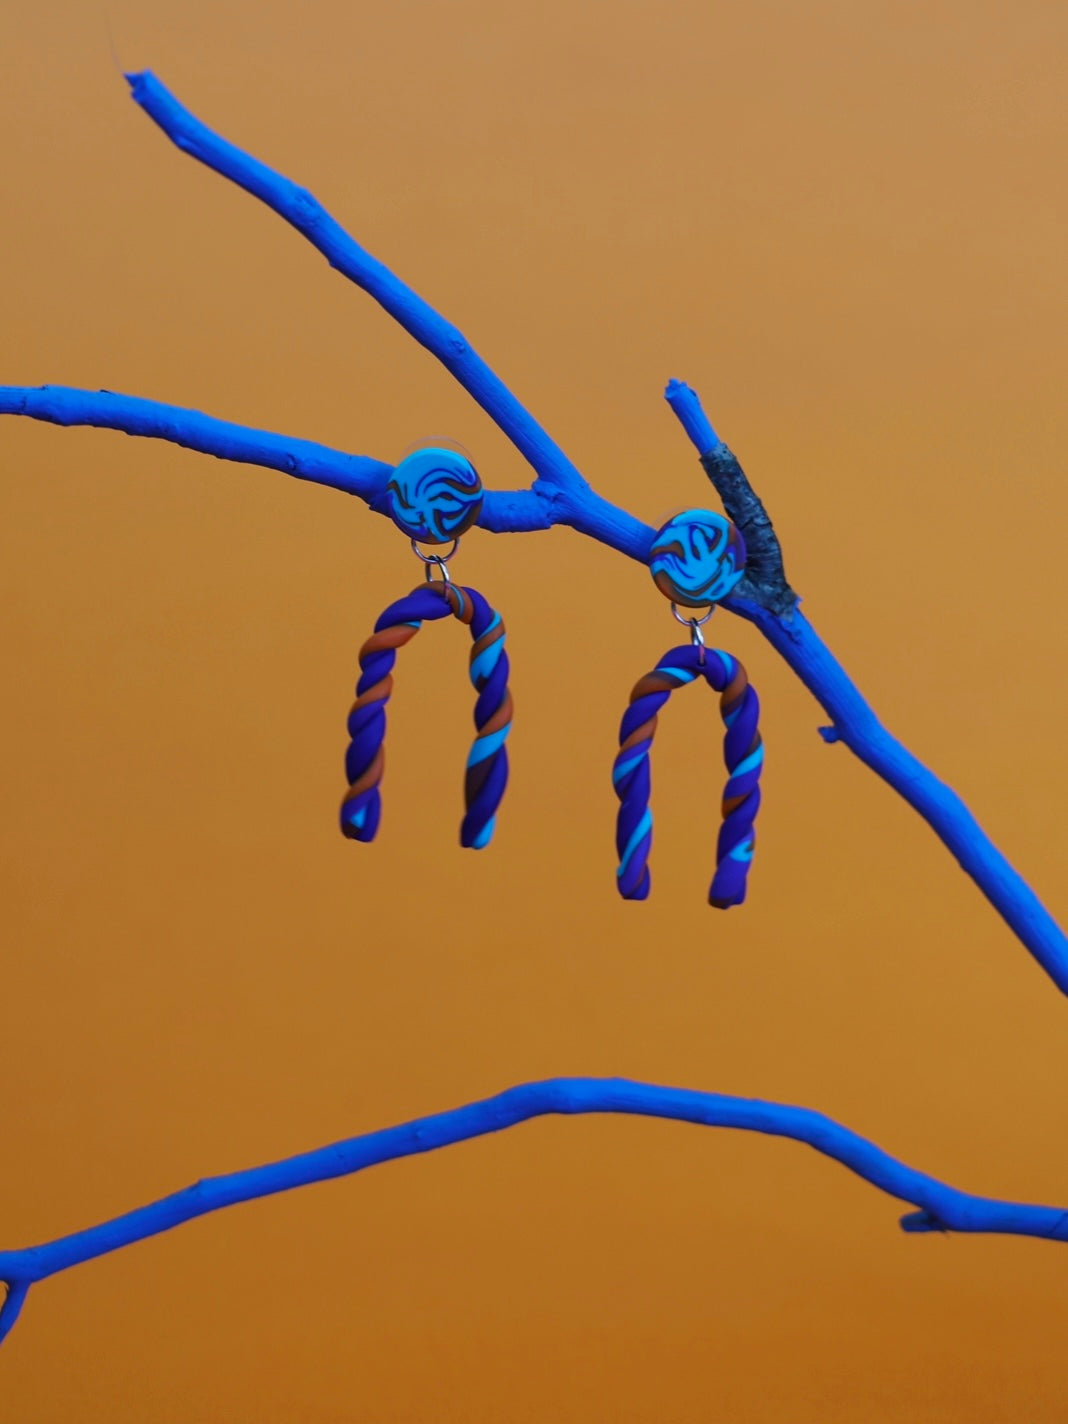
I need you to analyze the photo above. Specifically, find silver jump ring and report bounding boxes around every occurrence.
[670,602,712,663]
[423,557,453,587]
[411,536,460,565]
[670,602,714,629]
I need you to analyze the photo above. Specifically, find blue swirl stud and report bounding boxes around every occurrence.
[387,447,484,545]
[649,509,747,608]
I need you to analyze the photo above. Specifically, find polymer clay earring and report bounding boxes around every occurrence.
[612,509,763,907]
[340,448,512,849]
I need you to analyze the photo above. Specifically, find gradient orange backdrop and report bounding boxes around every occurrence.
[2,2,1067,1419]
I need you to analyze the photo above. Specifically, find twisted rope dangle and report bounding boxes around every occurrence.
[341,583,512,848]
[613,643,763,906]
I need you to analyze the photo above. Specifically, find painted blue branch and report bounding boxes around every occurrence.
[665,382,1068,993]
[664,377,722,454]
[0,385,554,534]
[2,74,1065,997]
[1,1076,1065,1345]
[0,384,389,497]
[3,377,1066,990]
[748,601,1068,988]
[125,70,593,514]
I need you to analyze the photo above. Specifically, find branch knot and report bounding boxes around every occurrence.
[700,444,799,619]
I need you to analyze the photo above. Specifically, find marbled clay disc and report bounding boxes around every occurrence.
[649,509,747,608]
[386,447,484,545]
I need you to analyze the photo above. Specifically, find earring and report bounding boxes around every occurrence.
[613,509,763,907]
[341,448,512,849]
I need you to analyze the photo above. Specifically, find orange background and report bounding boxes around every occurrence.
[2,2,1067,1418]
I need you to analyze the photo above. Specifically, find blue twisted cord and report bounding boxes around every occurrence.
[342,583,512,848]
[613,643,762,905]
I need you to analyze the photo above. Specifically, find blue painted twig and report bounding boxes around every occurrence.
[0,384,389,496]
[2,1076,1066,1346]
[664,381,1068,993]
[0,385,557,534]
[1,73,1065,995]
[124,71,592,512]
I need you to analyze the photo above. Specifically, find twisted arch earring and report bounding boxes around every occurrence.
[613,509,764,906]
[341,448,512,849]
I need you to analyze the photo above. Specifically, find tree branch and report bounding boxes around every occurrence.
[664,379,798,617]
[119,71,1068,989]
[124,70,593,510]
[0,384,389,497]
[663,384,1068,993]
[5,375,1065,991]
[2,75,1067,1356]
[0,385,556,533]
[2,71,1065,995]
[0,1076,1064,1347]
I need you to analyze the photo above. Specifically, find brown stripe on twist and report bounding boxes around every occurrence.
[719,667,749,711]
[348,675,393,715]
[443,585,473,622]
[343,746,385,801]
[464,757,495,803]
[629,671,688,701]
[470,619,506,662]
[360,623,421,658]
[463,693,514,802]
[721,740,761,813]
[620,714,659,752]
[477,690,513,737]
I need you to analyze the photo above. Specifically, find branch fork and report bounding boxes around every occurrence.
[0,70,1066,1348]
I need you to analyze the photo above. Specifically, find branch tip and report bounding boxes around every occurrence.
[0,1280,30,1349]
[665,381,799,618]
[664,378,721,457]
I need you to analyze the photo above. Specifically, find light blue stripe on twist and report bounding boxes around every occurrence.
[730,744,764,779]
[729,839,754,862]
[617,808,653,877]
[612,749,647,787]
[467,724,511,767]
[469,634,505,685]
[471,816,495,849]
[712,649,734,680]
[654,665,696,684]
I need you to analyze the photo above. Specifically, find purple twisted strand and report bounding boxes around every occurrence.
[342,584,511,848]
[613,643,762,906]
